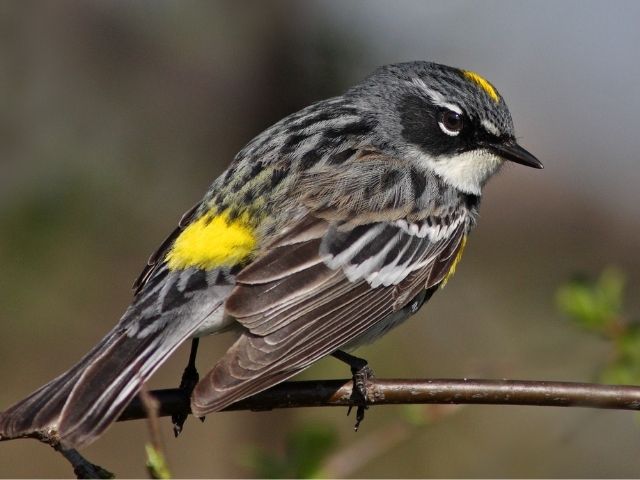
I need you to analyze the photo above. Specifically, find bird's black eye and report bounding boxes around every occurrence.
[438,110,464,136]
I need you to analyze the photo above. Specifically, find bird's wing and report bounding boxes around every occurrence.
[192,171,469,414]
[132,201,201,294]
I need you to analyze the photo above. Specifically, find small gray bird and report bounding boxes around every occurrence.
[0,61,542,448]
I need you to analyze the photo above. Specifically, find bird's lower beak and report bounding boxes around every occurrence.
[490,141,543,169]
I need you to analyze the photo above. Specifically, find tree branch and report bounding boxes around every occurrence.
[6,377,640,478]
[28,432,114,479]
[118,378,640,422]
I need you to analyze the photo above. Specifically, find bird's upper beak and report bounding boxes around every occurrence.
[489,140,543,169]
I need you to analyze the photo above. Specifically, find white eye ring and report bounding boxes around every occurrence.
[438,110,464,136]
[438,121,459,136]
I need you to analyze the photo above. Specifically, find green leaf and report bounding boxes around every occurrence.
[145,444,171,479]
[556,268,624,333]
[601,327,640,385]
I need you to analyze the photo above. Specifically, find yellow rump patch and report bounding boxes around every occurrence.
[441,235,468,287]
[463,71,499,103]
[165,210,256,270]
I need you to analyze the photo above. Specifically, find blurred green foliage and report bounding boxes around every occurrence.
[556,267,640,384]
[605,329,640,385]
[145,443,172,479]
[240,404,461,478]
[241,424,338,479]
[556,268,625,332]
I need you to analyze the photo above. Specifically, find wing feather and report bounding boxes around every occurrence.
[132,202,201,294]
[192,212,468,415]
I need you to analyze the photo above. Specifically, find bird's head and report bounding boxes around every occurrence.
[349,61,543,195]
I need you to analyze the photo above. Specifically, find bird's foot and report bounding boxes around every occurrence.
[332,350,374,431]
[348,363,374,431]
[172,339,200,437]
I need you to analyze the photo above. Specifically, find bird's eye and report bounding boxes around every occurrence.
[438,110,464,136]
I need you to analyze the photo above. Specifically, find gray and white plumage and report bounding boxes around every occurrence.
[0,61,541,448]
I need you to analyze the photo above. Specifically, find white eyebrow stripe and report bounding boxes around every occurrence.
[410,79,463,114]
[482,119,500,136]
[441,102,462,115]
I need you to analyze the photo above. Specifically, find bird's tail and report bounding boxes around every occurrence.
[0,271,227,448]
[0,322,184,448]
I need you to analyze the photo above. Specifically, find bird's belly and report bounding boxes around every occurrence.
[341,308,414,351]
[340,286,435,351]
[192,304,237,337]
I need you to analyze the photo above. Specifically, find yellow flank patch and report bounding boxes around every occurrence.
[463,70,499,102]
[165,210,256,270]
[441,235,468,288]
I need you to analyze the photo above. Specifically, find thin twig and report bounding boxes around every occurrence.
[139,386,171,479]
[139,387,164,453]
[55,445,114,479]
[5,378,640,478]
[118,378,640,422]
[30,432,114,479]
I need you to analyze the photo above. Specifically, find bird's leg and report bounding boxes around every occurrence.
[172,338,200,437]
[331,350,374,430]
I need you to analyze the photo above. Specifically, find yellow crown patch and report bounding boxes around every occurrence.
[463,70,499,103]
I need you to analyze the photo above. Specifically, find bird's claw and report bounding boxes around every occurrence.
[172,341,201,437]
[172,362,199,436]
[348,364,374,431]
[331,350,374,431]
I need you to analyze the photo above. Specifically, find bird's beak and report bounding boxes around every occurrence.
[490,141,543,169]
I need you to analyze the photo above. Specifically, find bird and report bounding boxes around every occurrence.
[0,61,542,449]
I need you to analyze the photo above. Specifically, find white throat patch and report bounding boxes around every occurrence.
[413,148,503,195]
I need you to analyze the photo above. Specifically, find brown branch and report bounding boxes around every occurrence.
[6,377,640,478]
[28,432,114,479]
[119,377,640,422]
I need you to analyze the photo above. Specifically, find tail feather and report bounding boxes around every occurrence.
[58,331,159,446]
[0,267,230,448]
[0,330,120,441]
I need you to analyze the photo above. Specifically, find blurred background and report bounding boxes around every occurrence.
[2,0,640,477]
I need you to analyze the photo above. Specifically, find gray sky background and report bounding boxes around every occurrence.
[305,0,640,217]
